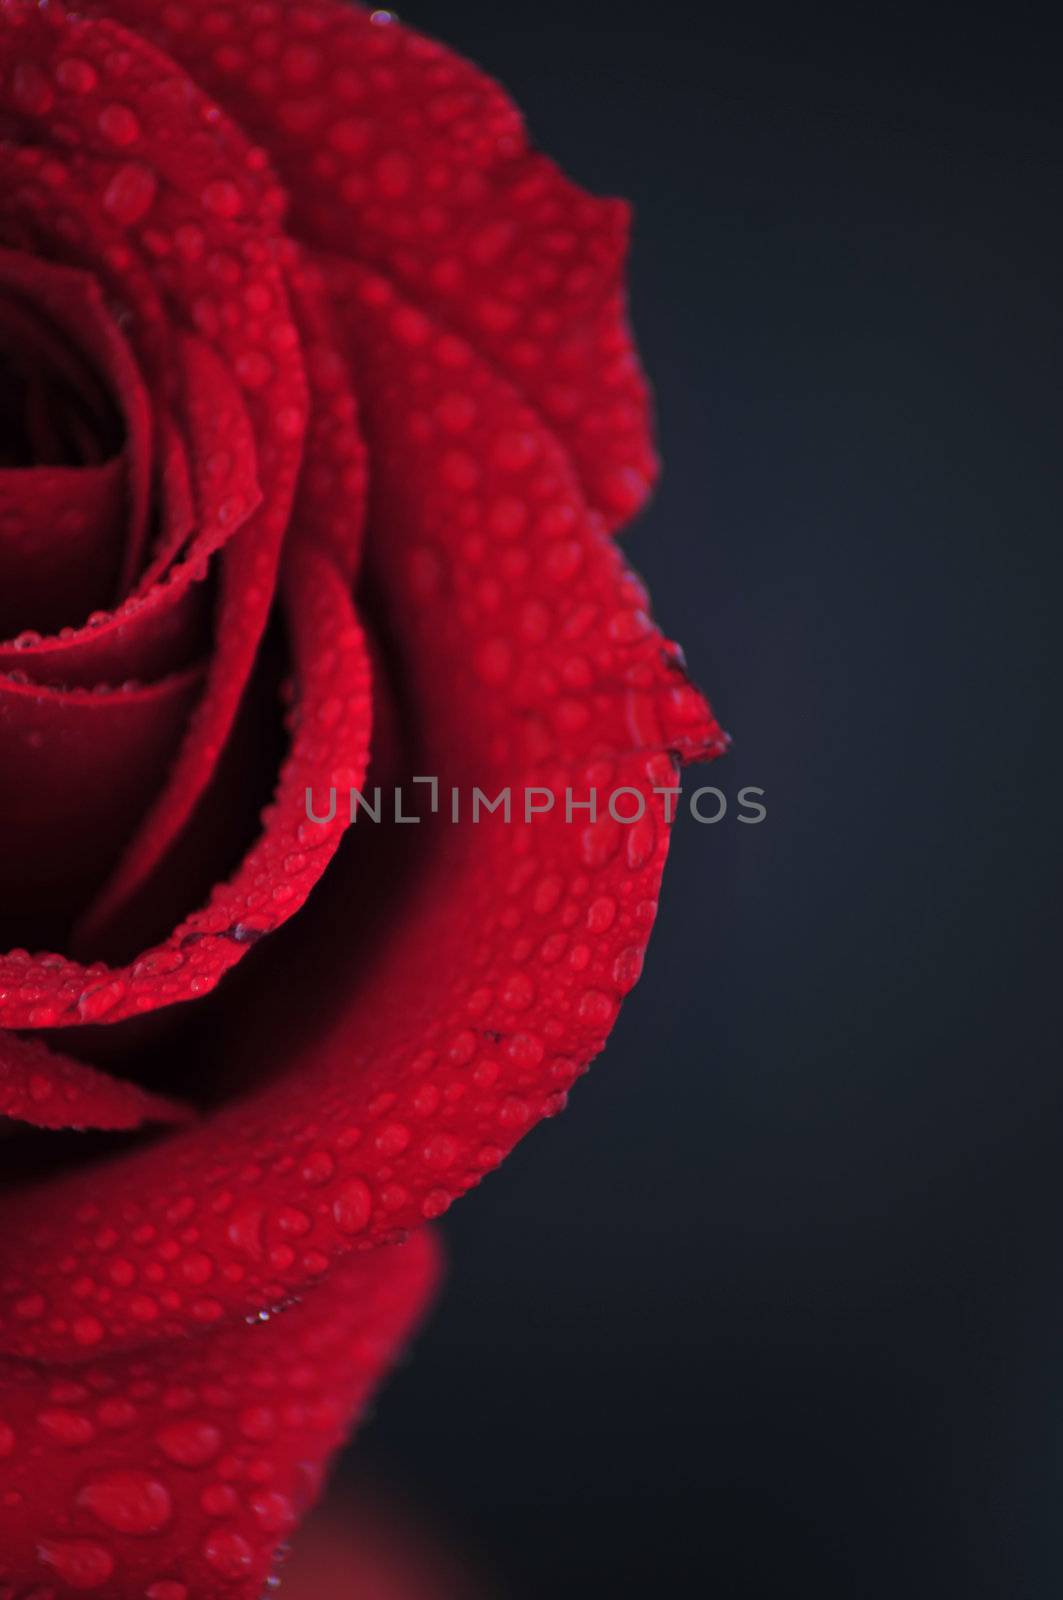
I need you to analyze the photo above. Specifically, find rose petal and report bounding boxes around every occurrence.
[0,1230,439,1597]
[0,3,283,230]
[71,330,268,945]
[0,8,374,1015]
[0,8,368,997]
[0,1029,189,1130]
[77,252,371,950]
[0,543,369,1041]
[0,666,205,944]
[73,328,305,947]
[89,0,658,527]
[0,271,721,1356]
[0,456,126,642]
[280,252,369,584]
[0,307,264,691]
[0,7,305,828]
[136,335,261,593]
[0,248,153,626]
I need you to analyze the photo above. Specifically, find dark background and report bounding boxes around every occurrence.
[340,5,1059,1595]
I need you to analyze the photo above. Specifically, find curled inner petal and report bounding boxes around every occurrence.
[0,455,125,641]
[0,667,205,951]
[0,249,154,611]
[0,1029,190,1130]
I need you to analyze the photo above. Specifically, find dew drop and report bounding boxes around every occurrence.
[506,1032,546,1069]
[498,1096,531,1129]
[273,1205,311,1238]
[203,1529,253,1578]
[77,980,127,1021]
[77,1470,173,1535]
[580,817,622,869]
[156,1419,222,1468]
[103,161,157,224]
[225,1204,265,1260]
[98,102,141,145]
[299,1149,334,1186]
[200,1482,238,1517]
[38,1408,95,1446]
[422,1133,458,1171]
[37,1538,115,1590]
[626,816,657,869]
[612,946,645,991]
[587,895,618,933]
[374,1121,410,1157]
[56,56,98,93]
[500,971,535,1010]
[201,178,243,217]
[411,1083,441,1116]
[578,988,617,1027]
[332,1177,372,1234]
[238,1405,276,1442]
[249,1489,295,1533]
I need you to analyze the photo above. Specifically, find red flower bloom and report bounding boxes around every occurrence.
[0,0,724,1591]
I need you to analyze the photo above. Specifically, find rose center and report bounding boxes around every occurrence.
[0,291,124,469]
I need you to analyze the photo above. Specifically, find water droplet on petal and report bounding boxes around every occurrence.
[201,178,243,218]
[38,1408,95,1446]
[37,1538,115,1590]
[103,162,157,224]
[300,1149,334,1186]
[203,1528,253,1578]
[156,1419,222,1467]
[76,1470,173,1535]
[332,1177,372,1234]
[77,980,127,1021]
[422,1133,458,1170]
[98,102,141,145]
[56,56,98,93]
[249,1489,295,1533]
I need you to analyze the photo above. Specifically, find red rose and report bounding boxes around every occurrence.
[0,0,725,1592]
